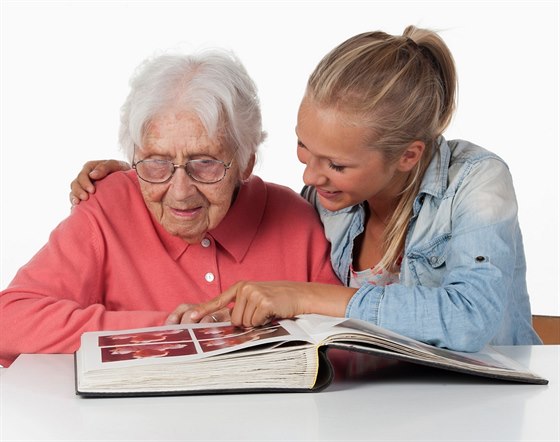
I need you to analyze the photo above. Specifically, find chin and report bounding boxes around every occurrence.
[318,195,352,212]
[163,225,206,244]
[179,232,205,244]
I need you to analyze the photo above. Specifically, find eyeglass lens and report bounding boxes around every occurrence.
[135,159,227,184]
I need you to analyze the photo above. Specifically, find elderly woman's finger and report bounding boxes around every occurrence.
[199,308,231,324]
[165,303,196,325]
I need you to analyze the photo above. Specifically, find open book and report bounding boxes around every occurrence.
[75,314,548,396]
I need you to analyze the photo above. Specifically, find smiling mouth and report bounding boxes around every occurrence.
[316,188,341,200]
[170,206,203,218]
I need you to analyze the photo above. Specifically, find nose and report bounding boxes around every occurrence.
[302,159,327,187]
[168,167,197,199]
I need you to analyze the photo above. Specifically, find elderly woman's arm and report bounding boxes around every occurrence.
[70,160,130,205]
[0,204,167,367]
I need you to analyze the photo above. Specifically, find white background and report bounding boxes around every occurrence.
[1,1,558,315]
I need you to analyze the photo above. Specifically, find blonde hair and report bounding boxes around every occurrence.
[307,26,457,272]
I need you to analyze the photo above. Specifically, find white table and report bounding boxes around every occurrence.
[1,346,558,441]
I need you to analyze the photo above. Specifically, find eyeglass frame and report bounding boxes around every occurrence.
[132,146,237,185]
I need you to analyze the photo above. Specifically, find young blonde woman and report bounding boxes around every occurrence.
[70,26,541,351]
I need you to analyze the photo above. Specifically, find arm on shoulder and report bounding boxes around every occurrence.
[70,159,130,205]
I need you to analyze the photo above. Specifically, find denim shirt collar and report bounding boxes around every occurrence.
[412,137,451,216]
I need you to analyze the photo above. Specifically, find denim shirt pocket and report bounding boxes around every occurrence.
[406,233,451,287]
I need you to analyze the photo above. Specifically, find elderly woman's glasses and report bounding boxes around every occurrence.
[132,152,236,184]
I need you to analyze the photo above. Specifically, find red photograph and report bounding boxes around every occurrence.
[101,341,197,362]
[98,329,191,347]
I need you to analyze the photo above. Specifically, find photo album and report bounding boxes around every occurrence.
[75,314,548,397]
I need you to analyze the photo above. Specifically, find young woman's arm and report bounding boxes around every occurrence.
[70,160,130,205]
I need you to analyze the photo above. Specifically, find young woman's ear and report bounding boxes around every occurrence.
[397,141,425,172]
[241,154,256,180]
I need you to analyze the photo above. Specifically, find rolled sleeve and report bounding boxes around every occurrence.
[346,283,385,324]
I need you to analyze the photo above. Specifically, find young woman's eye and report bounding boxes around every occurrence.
[328,162,346,172]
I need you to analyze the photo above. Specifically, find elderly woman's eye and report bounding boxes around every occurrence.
[149,160,170,167]
[189,159,220,173]
[197,159,216,166]
[149,160,170,169]
[144,160,172,177]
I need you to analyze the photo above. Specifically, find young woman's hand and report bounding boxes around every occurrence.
[187,281,355,328]
[69,160,131,206]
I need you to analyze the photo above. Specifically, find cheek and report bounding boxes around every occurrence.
[140,182,167,204]
[331,170,383,203]
[331,172,364,193]
[205,182,238,224]
[350,167,396,200]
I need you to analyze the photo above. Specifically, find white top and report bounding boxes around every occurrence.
[1,346,558,441]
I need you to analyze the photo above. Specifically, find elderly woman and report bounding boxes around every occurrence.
[0,50,340,367]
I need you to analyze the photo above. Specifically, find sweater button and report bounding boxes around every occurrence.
[204,272,215,282]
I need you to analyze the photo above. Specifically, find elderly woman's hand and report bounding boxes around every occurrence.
[165,303,232,325]
[70,160,131,206]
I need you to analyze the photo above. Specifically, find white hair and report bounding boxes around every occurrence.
[119,49,267,172]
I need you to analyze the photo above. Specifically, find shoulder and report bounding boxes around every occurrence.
[265,181,311,207]
[80,170,143,209]
[446,138,508,170]
[441,139,512,189]
[73,170,148,224]
[68,170,157,252]
[242,176,332,237]
[93,169,139,193]
[249,176,316,215]
[443,139,518,215]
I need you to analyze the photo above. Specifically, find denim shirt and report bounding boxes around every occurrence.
[302,137,541,351]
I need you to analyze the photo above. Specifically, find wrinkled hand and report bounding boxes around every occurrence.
[69,160,131,206]
[165,303,232,325]
[189,281,311,328]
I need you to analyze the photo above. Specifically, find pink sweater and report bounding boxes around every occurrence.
[0,171,340,366]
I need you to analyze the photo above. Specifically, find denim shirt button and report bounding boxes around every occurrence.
[430,256,438,264]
